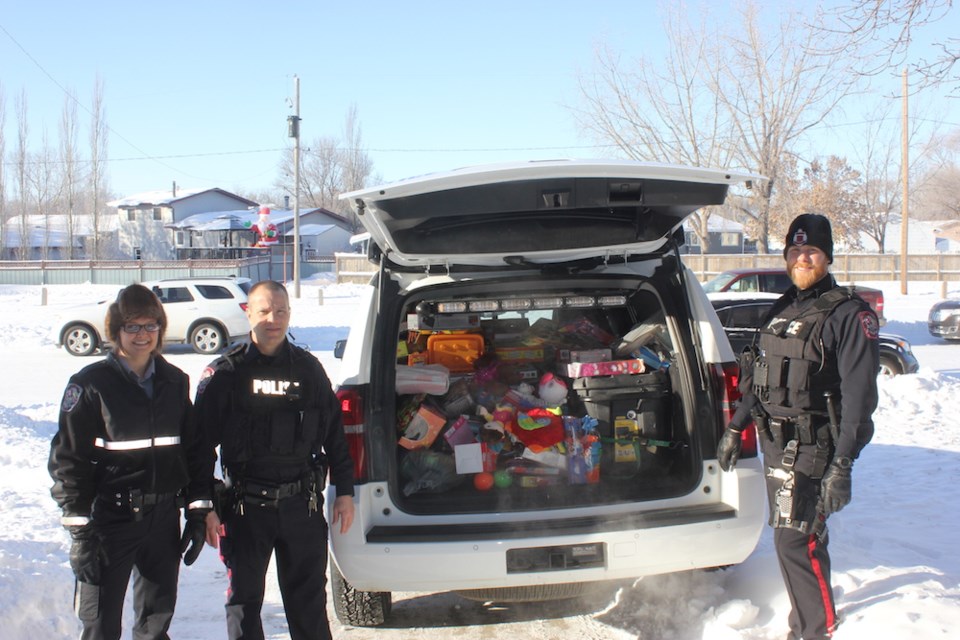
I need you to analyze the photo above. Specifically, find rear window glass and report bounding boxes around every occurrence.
[761,273,792,293]
[154,286,194,304]
[195,285,235,300]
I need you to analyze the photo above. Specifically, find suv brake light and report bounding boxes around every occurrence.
[712,362,757,460]
[336,386,367,482]
[240,302,248,312]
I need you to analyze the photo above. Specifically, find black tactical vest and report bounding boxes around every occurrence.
[220,353,320,470]
[753,288,856,415]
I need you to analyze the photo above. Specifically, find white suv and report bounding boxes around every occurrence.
[56,276,251,356]
[330,161,765,626]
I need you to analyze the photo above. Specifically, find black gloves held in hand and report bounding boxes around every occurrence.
[67,524,102,585]
[180,508,210,566]
[717,428,743,472]
[821,456,853,515]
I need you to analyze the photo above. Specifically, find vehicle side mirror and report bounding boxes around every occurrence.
[334,339,346,359]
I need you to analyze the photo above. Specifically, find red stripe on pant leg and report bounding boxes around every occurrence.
[807,533,836,633]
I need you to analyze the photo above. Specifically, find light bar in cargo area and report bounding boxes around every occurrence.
[433,295,628,315]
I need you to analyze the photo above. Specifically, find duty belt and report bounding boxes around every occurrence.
[240,478,304,510]
[757,414,831,449]
[101,489,179,520]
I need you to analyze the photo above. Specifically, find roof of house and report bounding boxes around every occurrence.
[167,207,349,231]
[285,224,339,237]
[108,188,258,209]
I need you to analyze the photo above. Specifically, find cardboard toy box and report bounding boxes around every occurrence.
[398,405,447,450]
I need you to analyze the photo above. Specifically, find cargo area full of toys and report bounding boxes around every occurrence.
[392,302,686,505]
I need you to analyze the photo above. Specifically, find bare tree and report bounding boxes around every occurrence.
[275,106,375,231]
[28,133,62,260]
[14,91,29,260]
[575,9,738,248]
[60,90,81,259]
[912,128,960,218]
[576,1,861,252]
[88,77,108,260]
[814,0,958,92]
[0,83,6,258]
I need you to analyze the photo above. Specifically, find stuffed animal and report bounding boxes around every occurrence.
[538,372,569,407]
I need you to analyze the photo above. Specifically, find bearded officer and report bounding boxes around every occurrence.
[717,213,879,640]
[195,279,354,640]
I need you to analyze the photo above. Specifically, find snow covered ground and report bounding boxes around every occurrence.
[1,276,958,639]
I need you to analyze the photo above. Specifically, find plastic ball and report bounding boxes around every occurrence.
[473,472,495,491]
[493,470,512,489]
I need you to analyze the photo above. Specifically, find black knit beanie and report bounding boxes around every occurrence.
[783,213,834,264]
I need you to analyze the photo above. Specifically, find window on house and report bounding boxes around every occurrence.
[152,207,162,221]
[721,232,740,247]
[175,231,185,245]
[127,210,136,221]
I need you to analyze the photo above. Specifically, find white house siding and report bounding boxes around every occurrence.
[117,191,257,260]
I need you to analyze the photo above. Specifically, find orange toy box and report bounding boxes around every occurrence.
[427,333,485,373]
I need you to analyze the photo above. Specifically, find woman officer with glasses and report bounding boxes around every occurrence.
[49,284,214,640]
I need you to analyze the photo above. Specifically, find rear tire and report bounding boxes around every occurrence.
[330,561,391,627]
[62,324,99,356]
[189,322,226,354]
[455,582,586,602]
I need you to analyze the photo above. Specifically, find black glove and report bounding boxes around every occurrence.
[716,427,743,472]
[821,456,853,515]
[67,524,102,585]
[179,508,210,566]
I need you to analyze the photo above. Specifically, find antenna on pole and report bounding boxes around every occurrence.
[288,75,302,298]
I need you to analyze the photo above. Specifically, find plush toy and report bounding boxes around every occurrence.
[538,372,569,407]
[246,205,279,247]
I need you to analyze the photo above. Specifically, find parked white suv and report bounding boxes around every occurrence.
[330,160,766,626]
[55,276,251,356]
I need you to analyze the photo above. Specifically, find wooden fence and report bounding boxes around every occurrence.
[334,251,960,285]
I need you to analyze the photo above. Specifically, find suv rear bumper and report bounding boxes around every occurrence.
[329,462,765,593]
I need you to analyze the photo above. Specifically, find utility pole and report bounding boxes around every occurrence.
[288,75,302,298]
[900,69,909,295]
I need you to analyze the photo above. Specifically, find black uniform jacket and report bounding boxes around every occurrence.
[195,339,355,498]
[48,352,207,521]
[730,274,879,460]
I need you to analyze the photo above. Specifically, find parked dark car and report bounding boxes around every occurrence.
[702,267,885,326]
[709,293,918,377]
[928,299,960,341]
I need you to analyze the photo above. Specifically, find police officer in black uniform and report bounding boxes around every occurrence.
[49,284,213,640]
[717,214,879,640]
[195,280,355,640]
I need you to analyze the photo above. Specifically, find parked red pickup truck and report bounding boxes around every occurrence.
[701,267,886,325]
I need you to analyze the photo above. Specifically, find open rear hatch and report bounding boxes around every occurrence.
[341,160,757,269]
[340,161,758,516]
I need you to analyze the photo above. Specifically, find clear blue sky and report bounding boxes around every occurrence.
[1,1,954,199]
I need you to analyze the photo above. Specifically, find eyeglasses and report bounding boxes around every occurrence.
[121,323,161,334]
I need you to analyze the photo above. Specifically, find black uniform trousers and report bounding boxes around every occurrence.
[76,498,180,640]
[761,436,838,640]
[219,493,330,640]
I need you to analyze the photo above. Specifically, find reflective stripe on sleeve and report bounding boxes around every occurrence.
[93,435,181,450]
[61,515,90,527]
[188,500,214,510]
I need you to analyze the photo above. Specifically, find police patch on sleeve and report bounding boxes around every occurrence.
[60,384,83,413]
[859,311,880,339]
[196,366,216,397]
